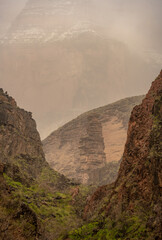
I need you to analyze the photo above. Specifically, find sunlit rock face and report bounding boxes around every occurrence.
[43,96,144,185]
[0,0,160,139]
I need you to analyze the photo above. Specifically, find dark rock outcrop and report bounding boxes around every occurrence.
[0,88,84,240]
[0,88,47,184]
[43,96,143,185]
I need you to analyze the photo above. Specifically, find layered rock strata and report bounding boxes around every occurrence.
[43,96,143,185]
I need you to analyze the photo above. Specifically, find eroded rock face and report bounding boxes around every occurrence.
[43,96,143,185]
[0,88,46,182]
[0,88,80,240]
[84,71,162,239]
[114,71,162,212]
[44,113,106,185]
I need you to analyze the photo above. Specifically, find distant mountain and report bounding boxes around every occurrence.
[2,0,98,44]
[43,95,144,185]
[0,0,160,139]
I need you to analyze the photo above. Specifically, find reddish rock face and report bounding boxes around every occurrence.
[115,71,162,208]
[84,71,162,238]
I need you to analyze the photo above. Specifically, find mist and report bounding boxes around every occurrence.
[93,0,162,51]
[0,0,161,139]
[0,0,27,37]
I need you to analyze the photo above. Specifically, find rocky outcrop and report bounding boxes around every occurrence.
[0,88,47,184]
[43,96,143,185]
[0,89,45,238]
[111,71,162,215]
[0,89,87,239]
[81,71,162,240]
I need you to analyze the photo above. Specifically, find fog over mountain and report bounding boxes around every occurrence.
[0,0,161,139]
[0,0,27,37]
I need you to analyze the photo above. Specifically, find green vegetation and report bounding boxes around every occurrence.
[0,84,160,239]
[2,168,86,239]
[65,214,149,240]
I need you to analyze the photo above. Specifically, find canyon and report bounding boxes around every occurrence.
[0,1,161,239]
[0,71,161,240]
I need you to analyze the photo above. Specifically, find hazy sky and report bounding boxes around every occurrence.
[0,0,27,36]
[0,0,161,51]
[95,0,162,52]
[0,0,161,139]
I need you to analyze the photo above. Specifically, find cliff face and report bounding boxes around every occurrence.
[106,70,162,238]
[114,71,162,212]
[0,89,86,240]
[0,88,46,183]
[43,112,106,185]
[43,96,143,185]
[73,71,162,240]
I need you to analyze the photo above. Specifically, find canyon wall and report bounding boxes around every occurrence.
[43,95,144,185]
[81,71,162,240]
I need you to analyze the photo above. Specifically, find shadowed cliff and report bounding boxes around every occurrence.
[0,89,90,240]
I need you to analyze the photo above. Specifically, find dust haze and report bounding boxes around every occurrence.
[0,0,161,139]
[0,0,27,37]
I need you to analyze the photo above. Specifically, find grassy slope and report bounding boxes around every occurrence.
[0,162,94,239]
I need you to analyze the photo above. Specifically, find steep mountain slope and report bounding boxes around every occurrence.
[0,89,88,240]
[66,70,162,240]
[0,0,160,139]
[43,96,143,185]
